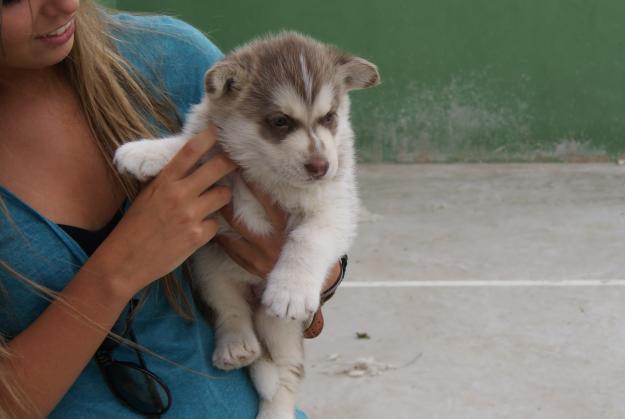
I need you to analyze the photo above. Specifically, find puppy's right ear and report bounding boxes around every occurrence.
[204,58,250,100]
[337,55,380,91]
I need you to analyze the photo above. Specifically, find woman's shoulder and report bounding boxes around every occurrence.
[110,14,223,64]
[109,13,224,116]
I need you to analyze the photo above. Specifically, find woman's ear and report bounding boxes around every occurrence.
[338,56,380,91]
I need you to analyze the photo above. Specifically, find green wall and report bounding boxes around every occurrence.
[99,0,116,7]
[116,0,625,162]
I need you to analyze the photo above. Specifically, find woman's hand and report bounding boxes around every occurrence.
[87,127,236,298]
[216,182,343,293]
[216,181,287,279]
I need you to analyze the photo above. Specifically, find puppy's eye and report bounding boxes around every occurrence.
[320,111,337,125]
[268,114,292,130]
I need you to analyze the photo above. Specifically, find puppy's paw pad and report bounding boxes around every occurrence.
[212,331,261,371]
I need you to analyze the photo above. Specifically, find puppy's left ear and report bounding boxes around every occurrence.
[204,56,250,101]
[338,56,380,91]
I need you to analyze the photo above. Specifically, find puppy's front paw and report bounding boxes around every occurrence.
[262,274,320,321]
[114,140,169,181]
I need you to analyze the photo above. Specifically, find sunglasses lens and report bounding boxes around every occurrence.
[104,362,170,414]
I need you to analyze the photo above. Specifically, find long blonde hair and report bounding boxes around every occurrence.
[1,1,197,415]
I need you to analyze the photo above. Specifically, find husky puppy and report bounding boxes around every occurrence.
[114,32,379,419]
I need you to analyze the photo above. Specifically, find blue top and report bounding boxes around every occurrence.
[0,14,306,419]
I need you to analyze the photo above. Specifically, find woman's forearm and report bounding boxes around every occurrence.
[3,260,134,418]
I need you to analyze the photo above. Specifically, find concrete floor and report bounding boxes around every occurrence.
[299,164,625,419]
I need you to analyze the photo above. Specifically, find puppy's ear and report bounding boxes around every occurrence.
[338,56,380,91]
[204,57,250,100]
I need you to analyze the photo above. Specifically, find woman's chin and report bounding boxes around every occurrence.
[38,41,75,67]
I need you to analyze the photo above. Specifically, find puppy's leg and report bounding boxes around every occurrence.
[262,224,338,321]
[114,135,188,181]
[251,310,304,419]
[209,279,261,370]
[192,250,261,370]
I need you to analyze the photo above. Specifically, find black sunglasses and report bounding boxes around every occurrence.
[95,299,172,417]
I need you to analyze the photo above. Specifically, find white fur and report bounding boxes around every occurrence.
[299,53,313,104]
[114,34,374,419]
[312,83,335,119]
[273,85,308,124]
[113,135,187,181]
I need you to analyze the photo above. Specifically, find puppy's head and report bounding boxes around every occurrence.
[205,32,379,187]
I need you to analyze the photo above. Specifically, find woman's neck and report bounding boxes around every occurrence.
[0,64,72,136]
[0,64,67,103]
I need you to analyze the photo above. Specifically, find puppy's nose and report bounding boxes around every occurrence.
[305,158,329,179]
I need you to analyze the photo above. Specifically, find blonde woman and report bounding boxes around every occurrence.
[0,0,344,417]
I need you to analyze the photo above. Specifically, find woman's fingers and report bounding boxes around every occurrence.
[219,203,260,244]
[161,127,219,181]
[198,186,232,217]
[215,233,272,278]
[218,201,282,278]
[214,177,289,280]
[187,153,237,195]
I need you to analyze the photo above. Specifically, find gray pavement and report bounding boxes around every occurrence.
[299,164,625,419]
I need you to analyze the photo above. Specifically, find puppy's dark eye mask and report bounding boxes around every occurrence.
[262,108,339,142]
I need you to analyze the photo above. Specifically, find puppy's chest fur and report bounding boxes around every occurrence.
[234,174,308,226]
